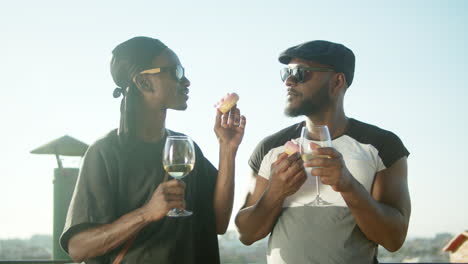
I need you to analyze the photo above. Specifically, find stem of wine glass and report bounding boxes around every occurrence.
[315,173,320,197]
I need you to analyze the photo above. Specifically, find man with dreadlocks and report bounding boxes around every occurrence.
[59,36,246,264]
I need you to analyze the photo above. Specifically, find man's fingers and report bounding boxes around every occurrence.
[309,142,321,150]
[221,110,229,128]
[163,179,186,189]
[287,159,304,175]
[292,169,307,183]
[238,115,247,129]
[228,106,240,127]
[290,170,307,190]
[311,168,334,179]
[314,147,341,158]
[167,200,185,210]
[215,109,222,128]
[271,153,290,173]
[275,152,302,172]
[217,106,247,129]
[304,156,334,168]
[319,175,334,186]
[164,186,186,195]
[277,155,297,172]
[287,152,302,162]
[273,153,289,165]
[165,193,184,201]
[232,108,241,126]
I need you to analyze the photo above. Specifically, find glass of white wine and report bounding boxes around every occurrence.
[300,125,332,206]
[162,135,196,217]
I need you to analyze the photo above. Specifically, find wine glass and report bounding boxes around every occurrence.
[162,135,196,217]
[300,125,333,206]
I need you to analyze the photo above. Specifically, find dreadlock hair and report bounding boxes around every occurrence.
[110,36,168,144]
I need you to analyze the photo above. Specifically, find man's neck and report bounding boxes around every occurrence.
[136,108,167,142]
[305,107,348,139]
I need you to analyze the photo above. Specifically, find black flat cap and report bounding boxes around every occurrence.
[279,40,355,86]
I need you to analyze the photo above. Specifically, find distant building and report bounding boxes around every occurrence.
[443,231,468,262]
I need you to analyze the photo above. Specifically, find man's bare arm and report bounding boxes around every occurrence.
[235,153,306,245]
[213,107,246,234]
[342,157,411,251]
[213,146,237,234]
[68,206,149,262]
[68,180,186,262]
[235,173,283,245]
[308,146,411,252]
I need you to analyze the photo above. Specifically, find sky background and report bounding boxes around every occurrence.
[1,0,467,240]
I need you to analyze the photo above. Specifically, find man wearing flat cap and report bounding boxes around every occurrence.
[235,40,410,263]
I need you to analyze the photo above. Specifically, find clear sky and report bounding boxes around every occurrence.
[1,0,467,239]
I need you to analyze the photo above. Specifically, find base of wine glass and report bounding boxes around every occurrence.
[307,195,332,206]
[167,208,193,217]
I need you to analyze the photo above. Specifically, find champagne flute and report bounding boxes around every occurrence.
[300,125,332,206]
[162,135,196,217]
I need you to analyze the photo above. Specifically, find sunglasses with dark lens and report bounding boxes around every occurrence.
[280,66,334,83]
[136,64,185,81]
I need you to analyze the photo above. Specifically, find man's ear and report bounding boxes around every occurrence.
[330,73,346,96]
[134,75,154,93]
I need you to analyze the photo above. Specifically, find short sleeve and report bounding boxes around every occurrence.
[248,123,303,174]
[248,141,267,174]
[193,143,218,208]
[257,149,280,180]
[60,143,116,253]
[378,131,410,170]
[201,156,218,195]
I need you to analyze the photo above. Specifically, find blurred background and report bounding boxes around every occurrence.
[1,0,467,262]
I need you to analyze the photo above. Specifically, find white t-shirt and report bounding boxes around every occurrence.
[248,119,409,264]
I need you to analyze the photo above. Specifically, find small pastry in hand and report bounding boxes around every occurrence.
[215,93,239,114]
[284,140,299,155]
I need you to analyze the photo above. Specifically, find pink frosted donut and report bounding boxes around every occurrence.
[284,140,299,155]
[215,93,239,114]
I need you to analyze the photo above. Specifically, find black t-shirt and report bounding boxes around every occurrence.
[60,129,220,264]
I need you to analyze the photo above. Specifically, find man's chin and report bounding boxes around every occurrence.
[170,103,188,111]
[284,107,302,117]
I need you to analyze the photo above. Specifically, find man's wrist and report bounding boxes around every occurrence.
[137,205,156,224]
[219,144,238,156]
[339,171,357,194]
[263,185,286,208]
[339,174,365,207]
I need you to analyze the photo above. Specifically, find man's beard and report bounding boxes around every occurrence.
[284,85,331,117]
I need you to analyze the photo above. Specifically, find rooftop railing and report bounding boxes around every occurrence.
[0,261,74,264]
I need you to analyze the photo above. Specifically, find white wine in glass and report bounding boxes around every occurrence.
[163,164,194,179]
[162,135,196,217]
[300,125,333,206]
